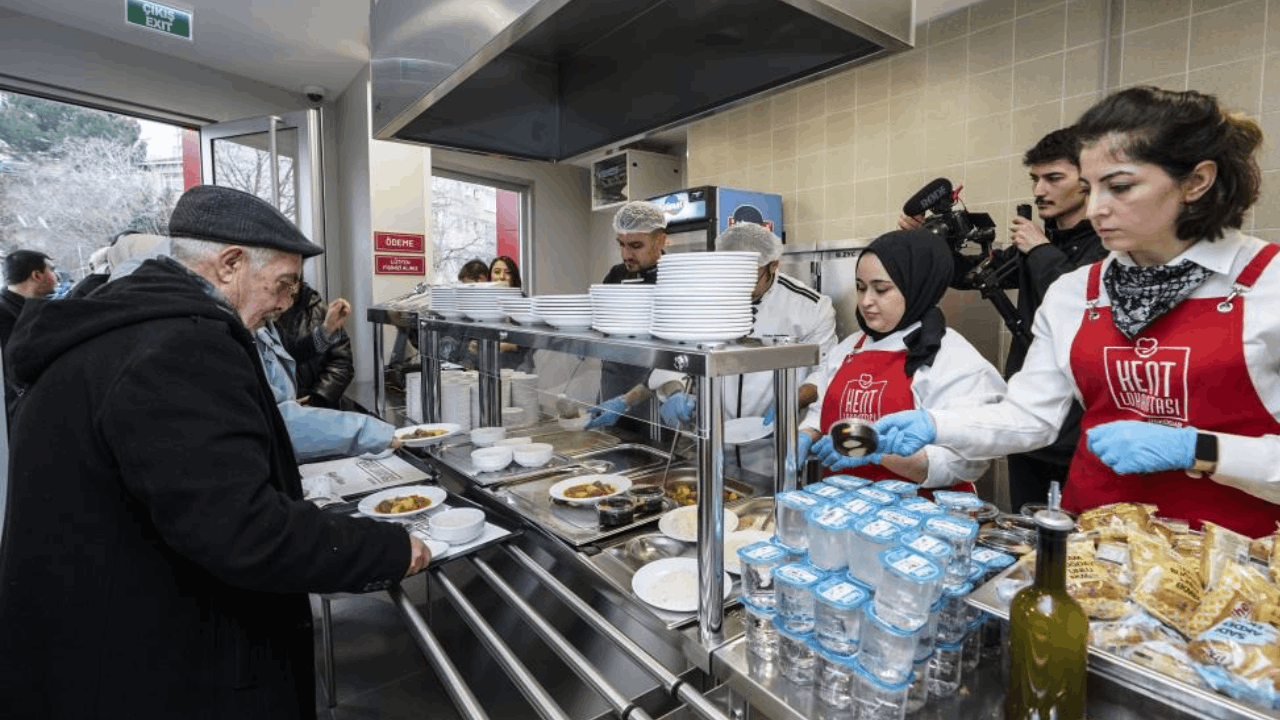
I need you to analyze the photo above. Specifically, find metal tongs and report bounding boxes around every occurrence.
[659,376,693,493]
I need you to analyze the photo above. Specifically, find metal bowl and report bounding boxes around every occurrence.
[622,534,687,568]
[977,527,1035,555]
[828,417,877,457]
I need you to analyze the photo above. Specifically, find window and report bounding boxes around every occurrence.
[0,91,196,281]
[431,169,528,288]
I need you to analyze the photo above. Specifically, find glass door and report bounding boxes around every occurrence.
[199,109,328,296]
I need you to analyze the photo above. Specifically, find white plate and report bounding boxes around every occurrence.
[652,328,750,343]
[358,485,448,519]
[395,422,462,447]
[509,314,542,325]
[631,557,732,613]
[724,416,773,445]
[548,474,633,504]
[658,505,740,543]
[724,530,774,574]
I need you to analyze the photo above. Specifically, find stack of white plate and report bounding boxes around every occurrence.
[428,286,461,319]
[532,294,593,330]
[499,297,537,325]
[456,285,524,322]
[589,284,655,337]
[652,251,759,342]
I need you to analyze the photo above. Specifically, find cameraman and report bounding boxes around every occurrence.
[900,127,1106,511]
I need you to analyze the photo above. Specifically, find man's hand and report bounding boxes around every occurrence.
[898,213,925,231]
[1010,216,1050,254]
[298,395,311,406]
[586,396,629,429]
[323,298,352,335]
[390,435,403,450]
[406,535,431,576]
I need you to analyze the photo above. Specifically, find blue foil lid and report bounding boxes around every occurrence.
[924,515,979,541]
[864,601,925,636]
[825,474,871,491]
[810,636,859,664]
[933,490,985,510]
[967,613,989,630]
[773,562,825,588]
[971,547,1015,570]
[813,577,870,609]
[873,479,919,496]
[853,516,903,543]
[899,531,955,562]
[771,615,816,641]
[738,540,787,564]
[936,638,966,651]
[840,497,878,517]
[879,547,943,584]
[804,483,849,502]
[853,487,896,506]
[875,507,924,530]
[899,498,945,516]
[966,561,986,583]
[739,596,778,617]
[941,581,975,598]
[808,504,855,530]
[849,656,913,691]
[777,490,823,510]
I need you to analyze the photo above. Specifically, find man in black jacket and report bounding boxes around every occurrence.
[0,186,428,719]
[277,281,355,408]
[0,249,56,419]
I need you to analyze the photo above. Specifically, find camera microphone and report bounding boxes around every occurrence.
[902,178,954,217]
[1017,204,1033,220]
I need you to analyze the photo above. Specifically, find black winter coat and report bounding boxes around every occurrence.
[0,258,409,719]
[276,283,354,408]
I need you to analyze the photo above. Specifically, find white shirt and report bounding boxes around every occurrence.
[801,324,1007,488]
[930,230,1280,504]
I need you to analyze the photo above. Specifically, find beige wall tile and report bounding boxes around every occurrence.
[967,112,1014,160]
[856,136,890,177]
[826,183,857,219]
[773,158,797,197]
[1253,170,1280,228]
[1014,52,1065,107]
[1106,34,1123,87]
[1108,0,1125,38]
[827,68,858,112]
[1065,42,1104,97]
[929,37,969,86]
[859,102,892,142]
[890,129,927,174]
[887,171,929,213]
[721,108,752,140]
[796,188,826,224]
[1015,5,1067,64]
[748,131,772,160]
[1189,0,1266,70]
[1067,0,1106,48]
[826,110,859,147]
[890,48,928,94]
[827,145,858,185]
[823,217,857,241]
[747,164,771,192]
[1121,19,1190,86]
[1258,112,1280,172]
[1118,72,1187,93]
[748,101,771,135]
[854,177,889,216]
[1017,0,1062,16]
[1194,0,1244,12]
[964,156,1015,205]
[1265,53,1280,113]
[971,0,1018,31]
[858,61,892,107]
[797,118,826,157]
[797,82,827,124]
[928,123,969,167]
[772,125,797,164]
[788,222,818,246]
[1063,92,1101,124]
[1008,159,1033,201]
[1123,0,1190,33]
[1269,1,1280,53]
[889,91,927,134]
[797,152,827,190]
[772,91,798,127]
[921,90,970,130]
[1013,101,1063,151]
[1187,57,1261,115]
[969,67,1016,117]
[929,9,970,45]
[970,22,1016,74]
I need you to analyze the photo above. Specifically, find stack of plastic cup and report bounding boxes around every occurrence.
[936,581,975,644]
[858,604,922,685]
[805,482,850,505]
[812,577,870,655]
[932,490,986,519]
[775,490,825,551]
[926,638,964,697]
[963,614,986,673]
[898,530,955,571]
[898,497,946,518]
[872,479,918,499]
[814,641,859,708]
[737,541,789,608]
[906,653,931,713]
[873,547,944,631]
[807,505,855,571]
[875,506,925,532]
[852,486,897,508]
[839,496,879,519]
[773,563,826,633]
[774,618,817,684]
[915,597,947,662]
[850,659,912,720]
[825,475,871,492]
[847,516,903,588]
[740,598,780,661]
[922,515,979,585]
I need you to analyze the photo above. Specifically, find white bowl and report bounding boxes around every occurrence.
[557,413,591,431]
[430,508,486,545]
[494,436,533,447]
[470,426,506,447]
[470,446,513,473]
[513,443,554,468]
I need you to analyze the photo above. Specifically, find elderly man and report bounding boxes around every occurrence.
[659,223,837,474]
[0,185,427,719]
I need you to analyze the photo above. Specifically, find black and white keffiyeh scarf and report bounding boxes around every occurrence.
[1103,259,1212,339]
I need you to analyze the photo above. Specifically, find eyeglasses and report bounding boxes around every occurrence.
[274,277,300,298]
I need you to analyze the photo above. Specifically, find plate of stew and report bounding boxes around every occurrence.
[548,474,633,505]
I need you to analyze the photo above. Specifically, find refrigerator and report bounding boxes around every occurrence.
[646,186,785,252]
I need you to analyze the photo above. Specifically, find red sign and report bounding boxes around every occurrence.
[374,231,425,253]
[375,254,425,275]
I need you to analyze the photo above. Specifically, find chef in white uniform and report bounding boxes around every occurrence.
[658,223,837,476]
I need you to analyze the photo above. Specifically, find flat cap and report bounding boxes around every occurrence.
[169,185,323,258]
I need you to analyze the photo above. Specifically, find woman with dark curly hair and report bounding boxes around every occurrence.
[489,255,521,288]
[868,86,1280,537]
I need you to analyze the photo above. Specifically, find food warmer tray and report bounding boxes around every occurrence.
[968,564,1280,720]
[487,471,676,547]
[431,444,583,487]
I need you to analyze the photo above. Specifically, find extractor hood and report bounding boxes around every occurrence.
[370,0,914,162]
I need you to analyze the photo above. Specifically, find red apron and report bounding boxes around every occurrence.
[1065,243,1280,536]
[819,335,976,492]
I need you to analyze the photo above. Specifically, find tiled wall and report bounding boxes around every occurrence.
[686,0,1280,246]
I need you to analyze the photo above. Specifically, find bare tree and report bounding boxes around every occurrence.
[212,140,296,220]
[431,176,495,282]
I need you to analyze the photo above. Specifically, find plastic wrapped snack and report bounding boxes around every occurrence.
[1124,640,1207,689]
[1201,522,1252,591]
[1186,561,1280,638]
[1249,532,1274,565]
[1132,555,1203,638]
[1089,610,1180,654]
[1272,528,1280,587]
[1189,618,1280,710]
[1080,503,1154,536]
[1066,535,1130,620]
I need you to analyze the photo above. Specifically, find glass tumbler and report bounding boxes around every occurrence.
[926,638,964,698]
[825,474,871,492]
[773,562,825,633]
[737,540,789,609]
[874,547,943,631]
[812,576,870,655]
[740,597,780,661]
[815,641,858,708]
[899,530,955,570]
[936,581,975,644]
[962,615,986,672]
[851,658,912,720]
[915,597,946,661]
[906,653,932,713]
[806,505,855,571]
[858,603,922,685]
[922,515,979,585]
[847,516,903,589]
[775,490,824,551]
[774,618,817,685]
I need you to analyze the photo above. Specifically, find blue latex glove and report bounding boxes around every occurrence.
[763,405,777,426]
[874,410,937,458]
[797,432,814,463]
[1086,420,1196,474]
[660,392,697,428]
[586,395,629,429]
[812,434,879,471]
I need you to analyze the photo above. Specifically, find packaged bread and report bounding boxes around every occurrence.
[1186,561,1280,638]
[1127,530,1176,584]
[1248,531,1274,564]
[1080,503,1153,536]
[1201,522,1252,590]
[1257,604,1280,629]
[1124,640,1207,689]
[1188,618,1280,710]
[1133,554,1204,637]
[1272,528,1280,586]
[1090,609,1178,653]
[1094,539,1135,589]
[1066,535,1131,619]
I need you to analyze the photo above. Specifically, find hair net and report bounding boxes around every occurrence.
[612,201,668,234]
[716,223,782,265]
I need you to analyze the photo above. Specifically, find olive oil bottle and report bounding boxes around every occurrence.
[1006,484,1088,720]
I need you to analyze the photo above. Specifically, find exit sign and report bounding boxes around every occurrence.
[126,0,192,41]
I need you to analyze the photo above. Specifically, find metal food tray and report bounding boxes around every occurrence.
[432,444,581,487]
[968,564,1280,720]
[523,428,622,456]
[488,471,676,547]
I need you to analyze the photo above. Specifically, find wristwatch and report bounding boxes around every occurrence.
[1191,432,1218,475]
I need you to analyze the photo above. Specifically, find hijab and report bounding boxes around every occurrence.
[855,229,954,376]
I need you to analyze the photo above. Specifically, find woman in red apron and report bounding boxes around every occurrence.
[798,229,1007,492]
[867,87,1280,537]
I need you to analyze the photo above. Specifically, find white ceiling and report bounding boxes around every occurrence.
[0,0,971,100]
